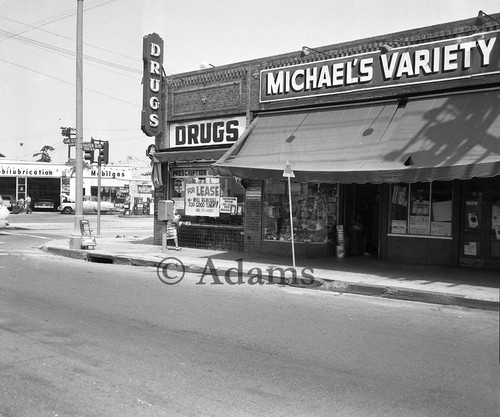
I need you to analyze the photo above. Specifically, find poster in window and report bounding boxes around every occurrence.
[464,241,478,256]
[492,205,500,229]
[185,183,220,217]
[467,212,479,228]
[431,222,451,237]
[432,201,452,222]
[412,200,429,215]
[392,185,407,206]
[220,197,238,214]
[391,220,407,234]
[409,216,430,235]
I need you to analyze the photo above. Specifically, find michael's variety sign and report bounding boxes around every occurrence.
[142,33,164,136]
[260,31,499,102]
[169,116,246,148]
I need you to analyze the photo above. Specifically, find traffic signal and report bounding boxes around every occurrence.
[98,141,109,165]
[84,148,94,163]
[60,126,75,138]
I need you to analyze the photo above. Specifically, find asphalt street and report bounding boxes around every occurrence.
[0,218,498,416]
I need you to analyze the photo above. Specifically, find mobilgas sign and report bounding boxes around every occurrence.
[260,31,500,103]
[169,116,246,148]
[142,33,164,136]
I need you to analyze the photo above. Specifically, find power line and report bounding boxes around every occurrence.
[0,28,141,75]
[0,14,139,64]
[0,0,117,42]
[0,57,140,107]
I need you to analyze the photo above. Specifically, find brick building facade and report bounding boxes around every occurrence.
[149,13,500,270]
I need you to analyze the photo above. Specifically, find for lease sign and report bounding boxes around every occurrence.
[185,183,220,217]
[260,31,499,102]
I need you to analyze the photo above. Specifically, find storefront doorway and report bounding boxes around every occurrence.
[28,178,61,210]
[344,184,380,257]
[459,177,500,269]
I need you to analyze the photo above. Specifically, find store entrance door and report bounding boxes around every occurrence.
[344,184,380,257]
[459,177,500,269]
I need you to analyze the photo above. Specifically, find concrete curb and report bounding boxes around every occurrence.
[41,244,499,312]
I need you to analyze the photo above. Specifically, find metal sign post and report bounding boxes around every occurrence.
[93,139,105,237]
[283,161,296,269]
[97,161,101,237]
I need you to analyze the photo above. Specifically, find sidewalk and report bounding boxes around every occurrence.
[40,236,499,311]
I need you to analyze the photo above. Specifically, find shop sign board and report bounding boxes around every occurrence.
[246,189,261,200]
[141,33,163,137]
[137,185,152,194]
[171,168,209,177]
[220,197,238,214]
[169,116,246,148]
[185,183,220,217]
[260,31,500,103]
[0,163,69,178]
[88,166,132,179]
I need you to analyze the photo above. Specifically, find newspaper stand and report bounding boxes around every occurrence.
[158,200,175,253]
[79,219,96,249]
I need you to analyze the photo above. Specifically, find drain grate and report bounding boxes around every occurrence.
[86,254,115,264]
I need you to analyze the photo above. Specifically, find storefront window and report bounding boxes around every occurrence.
[491,176,500,258]
[91,186,117,202]
[262,180,337,243]
[171,176,244,226]
[389,181,452,237]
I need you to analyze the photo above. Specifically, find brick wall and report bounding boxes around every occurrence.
[171,82,243,117]
[151,12,500,253]
[243,180,263,253]
[178,225,244,251]
[166,68,249,123]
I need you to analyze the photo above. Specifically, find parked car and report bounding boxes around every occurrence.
[1,195,13,211]
[59,195,115,214]
[34,198,55,211]
[0,194,10,228]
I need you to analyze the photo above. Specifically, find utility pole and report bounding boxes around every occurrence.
[69,0,84,249]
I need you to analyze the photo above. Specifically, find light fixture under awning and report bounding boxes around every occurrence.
[152,147,229,164]
[210,90,500,184]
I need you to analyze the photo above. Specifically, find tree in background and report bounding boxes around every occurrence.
[33,145,55,162]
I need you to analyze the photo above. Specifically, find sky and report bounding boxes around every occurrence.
[0,0,498,164]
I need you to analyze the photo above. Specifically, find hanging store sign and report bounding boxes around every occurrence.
[141,33,164,136]
[169,116,246,148]
[260,31,500,103]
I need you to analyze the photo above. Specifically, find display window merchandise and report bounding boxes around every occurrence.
[152,13,500,269]
[263,180,337,243]
[389,181,452,237]
[170,176,244,226]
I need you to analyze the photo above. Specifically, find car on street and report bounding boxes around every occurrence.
[0,194,10,227]
[59,195,115,214]
[1,195,13,211]
[34,198,55,211]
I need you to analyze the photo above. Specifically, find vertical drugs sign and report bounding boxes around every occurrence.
[142,33,164,137]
